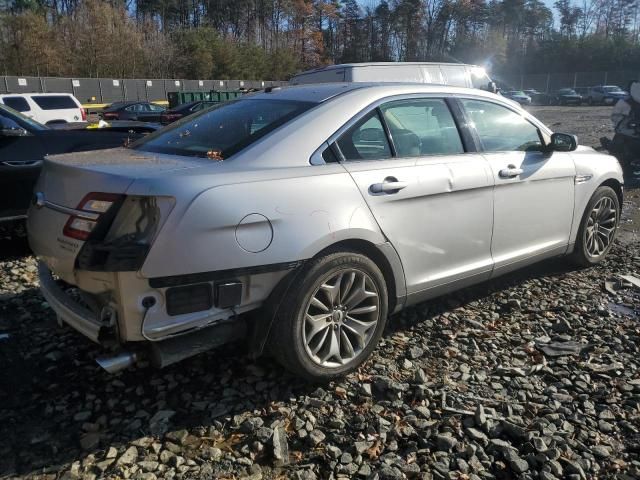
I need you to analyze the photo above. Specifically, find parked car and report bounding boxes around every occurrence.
[160,100,219,125]
[27,83,623,380]
[574,87,590,102]
[503,90,532,105]
[0,93,86,125]
[523,89,544,104]
[290,62,497,92]
[0,104,143,222]
[549,88,583,106]
[101,101,166,122]
[587,85,629,105]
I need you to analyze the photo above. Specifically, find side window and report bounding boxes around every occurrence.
[0,114,21,130]
[380,99,463,157]
[3,97,30,112]
[460,99,542,152]
[336,110,391,161]
[149,104,164,112]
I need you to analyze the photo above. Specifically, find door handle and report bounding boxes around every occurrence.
[499,164,524,178]
[370,177,408,194]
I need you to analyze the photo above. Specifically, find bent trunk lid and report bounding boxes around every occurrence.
[28,148,208,279]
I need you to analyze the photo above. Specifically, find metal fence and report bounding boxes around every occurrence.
[499,70,640,92]
[0,76,288,104]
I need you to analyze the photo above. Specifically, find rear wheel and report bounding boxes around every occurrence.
[572,186,620,266]
[268,251,388,381]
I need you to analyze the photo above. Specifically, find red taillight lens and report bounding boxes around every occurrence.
[81,107,87,121]
[63,192,123,240]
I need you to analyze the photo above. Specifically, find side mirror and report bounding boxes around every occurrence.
[0,127,28,137]
[549,132,577,152]
[487,81,497,94]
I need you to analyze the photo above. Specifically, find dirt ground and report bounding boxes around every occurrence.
[527,105,615,149]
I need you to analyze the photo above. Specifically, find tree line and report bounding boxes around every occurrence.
[1,0,639,82]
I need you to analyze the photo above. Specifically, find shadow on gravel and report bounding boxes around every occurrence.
[0,252,594,477]
[0,221,31,261]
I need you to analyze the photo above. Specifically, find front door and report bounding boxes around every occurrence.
[335,97,495,296]
[458,98,575,273]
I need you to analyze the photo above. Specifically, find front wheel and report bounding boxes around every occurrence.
[571,186,620,266]
[268,251,388,381]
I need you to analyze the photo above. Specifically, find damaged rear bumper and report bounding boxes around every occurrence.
[38,262,110,343]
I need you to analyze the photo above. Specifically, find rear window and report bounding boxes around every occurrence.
[133,99,315,159]
[31,95,78,110]
[2,97,30,112]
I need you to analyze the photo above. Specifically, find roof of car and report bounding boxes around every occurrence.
[249,82,503,104]
[0,92,76,97]
[295,62,480,74]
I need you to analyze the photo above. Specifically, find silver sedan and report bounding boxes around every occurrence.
[27,83,623,380]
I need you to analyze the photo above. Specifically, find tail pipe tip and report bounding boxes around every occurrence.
[96,351,138,373]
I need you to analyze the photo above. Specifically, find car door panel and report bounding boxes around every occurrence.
[487,151,575,270]
[0,134,46,218]
[337,97,495,296]
[459,98,576,273]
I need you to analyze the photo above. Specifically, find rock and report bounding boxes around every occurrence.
[79,432,100,450]
[591,445,611,458]
[165,429,188,444]
[503,449,529,473]
[202,447,222,462]
[308,429,325,446]
[436,433,458,451]
[116,446,138,466]
[272,425,289,466]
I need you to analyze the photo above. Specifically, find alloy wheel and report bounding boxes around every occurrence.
[302,268,380,368]
[585,196,617,257]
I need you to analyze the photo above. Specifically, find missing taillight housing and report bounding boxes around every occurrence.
[75,196,175,272]
[63,192,124,241]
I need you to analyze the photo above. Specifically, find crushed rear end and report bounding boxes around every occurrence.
[27,148,251,370]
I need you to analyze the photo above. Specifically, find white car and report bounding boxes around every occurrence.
[0,93,86,124]
[28,83,623,380]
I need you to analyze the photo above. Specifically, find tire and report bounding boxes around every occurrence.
[268,251,388,381]
[571,186,620,266]
[587,97,593,106]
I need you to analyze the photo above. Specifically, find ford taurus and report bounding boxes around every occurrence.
[27,83,623,380]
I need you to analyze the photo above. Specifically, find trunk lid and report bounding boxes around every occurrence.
[28,148,209,278]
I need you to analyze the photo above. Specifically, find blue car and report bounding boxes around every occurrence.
[587,85,629,105]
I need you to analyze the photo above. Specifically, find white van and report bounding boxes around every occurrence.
[0,93,86,124]
[290,62,496,92]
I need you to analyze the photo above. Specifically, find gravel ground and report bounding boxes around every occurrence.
[1,107,639,480]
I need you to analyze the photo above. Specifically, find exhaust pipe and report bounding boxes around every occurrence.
[96,351,137,373]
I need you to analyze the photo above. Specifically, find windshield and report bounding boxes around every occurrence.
[511,91,525,96]
[603,86,623,92]
[133,99,315,159]
[559,89,576,94]
[0,104,48,131]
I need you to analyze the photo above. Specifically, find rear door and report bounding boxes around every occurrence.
[335,96,494,296]
[0,112,46,219]
[458,97,575,273]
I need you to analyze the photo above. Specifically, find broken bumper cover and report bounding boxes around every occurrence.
[38,262,106,343]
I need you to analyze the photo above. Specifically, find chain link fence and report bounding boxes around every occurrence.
[499,70,640,92]
[0,76,288,104]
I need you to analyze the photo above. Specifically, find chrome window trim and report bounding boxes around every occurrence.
[309,91,552,165]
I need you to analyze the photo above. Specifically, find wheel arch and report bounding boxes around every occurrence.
[311,238,406,315]
[599,178,623,207]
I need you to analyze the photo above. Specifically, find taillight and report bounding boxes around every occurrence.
[81,107,87,121]
[63,193,124,240]
[103,113,118,120]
